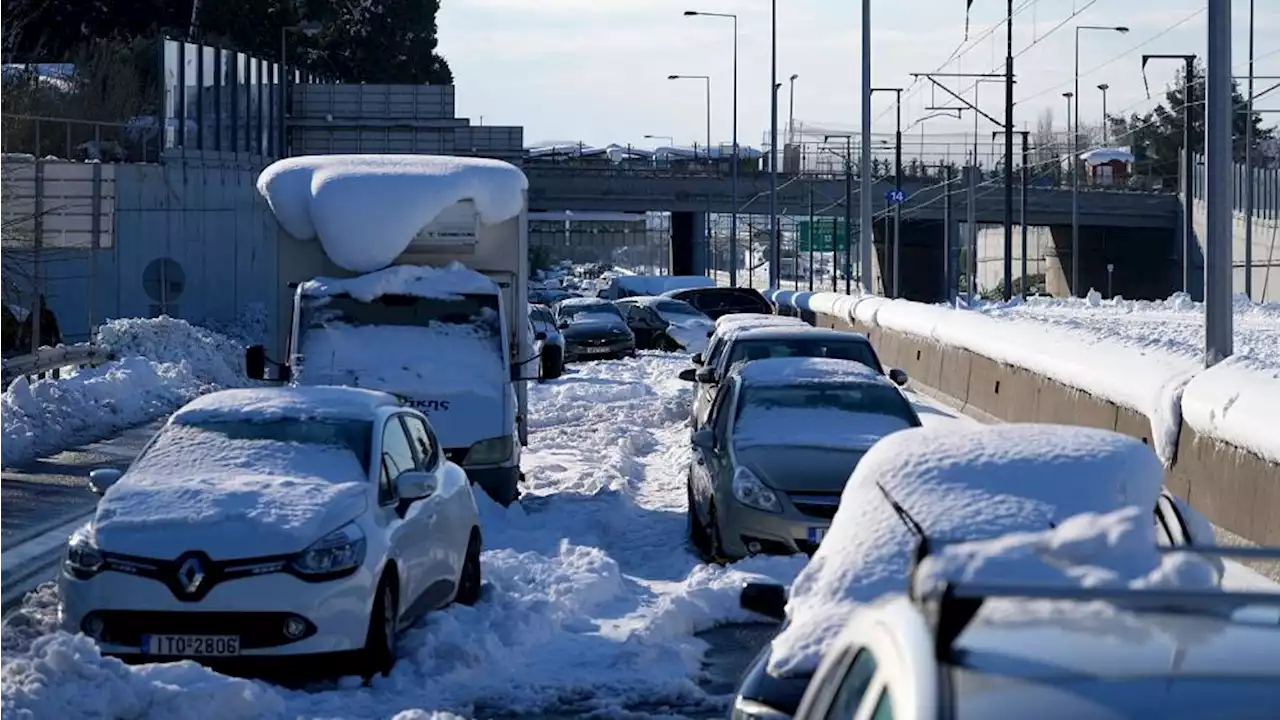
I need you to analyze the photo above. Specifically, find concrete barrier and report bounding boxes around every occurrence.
[764,290,1280,546]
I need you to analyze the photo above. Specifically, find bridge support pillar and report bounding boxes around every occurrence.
[670,211,708,276]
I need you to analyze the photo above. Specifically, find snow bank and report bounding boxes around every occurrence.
[1179,355,1280,465]
[911,506,1221,598]
[769,423,1166,675]
[257,154,528,273]
[1,317,249,468]
[300,262,498,301]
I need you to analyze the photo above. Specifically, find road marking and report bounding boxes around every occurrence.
[1,511,93,578]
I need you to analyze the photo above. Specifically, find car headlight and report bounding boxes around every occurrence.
[732,467,782,513]
[288,522,366,580]
[64,527,105,580]
[465,435,513,466]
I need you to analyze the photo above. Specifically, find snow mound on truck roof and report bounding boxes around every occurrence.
[257,154,528,273]
[300,263,498,301]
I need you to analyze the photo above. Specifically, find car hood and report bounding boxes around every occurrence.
[93,473,369,561]
[562,320,632,340]
[734,445,868,493]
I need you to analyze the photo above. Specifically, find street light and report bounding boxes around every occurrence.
[1097,83,1111,144]
[769,0,780,289]
[684,10,740,286]
[644,134,674,147]
[667,74,712,161]
[1073,25,1128,297]
[788,74,799,145]
[279,20,323,156]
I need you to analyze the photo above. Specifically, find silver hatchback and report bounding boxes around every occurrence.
[685,356,921,562]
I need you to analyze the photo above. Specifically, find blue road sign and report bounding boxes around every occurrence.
[885,189,906,204]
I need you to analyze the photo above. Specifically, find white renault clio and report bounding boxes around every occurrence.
[58,385,483,677]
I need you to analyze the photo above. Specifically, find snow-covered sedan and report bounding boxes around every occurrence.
[60,386,483,678]
[730,423,1218,719]
[614,296,715,353]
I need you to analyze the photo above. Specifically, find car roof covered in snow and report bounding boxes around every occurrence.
[728,357,886,387]
[171,386,401,426]
[715,312,806,329]
[556,296,615,308]
[726,325,870,343]
[299,262,497,301]
[768,422,1167,677]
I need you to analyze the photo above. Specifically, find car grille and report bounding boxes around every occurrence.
[578,336,623,347]
[788,493,841,520]
[85,610,316,649]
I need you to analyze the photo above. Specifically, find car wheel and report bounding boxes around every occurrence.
[455,531,483,606]
[687,478,712,558]
[358,571,399,680]
[707,501,728,565]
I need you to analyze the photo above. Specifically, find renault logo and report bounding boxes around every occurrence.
[177,557,205,594]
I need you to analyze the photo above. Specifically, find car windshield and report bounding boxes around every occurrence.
[530,306,555,327]
[559,303,623,322]
[164,418,374,470]
[738,384,918,427]
[651,300,706,318]
[725,338,883,374]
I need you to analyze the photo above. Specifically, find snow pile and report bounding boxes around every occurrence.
[1,316,249,468]
[911,506,1221,599]
[1,352,811,718]
[300,263,497,302]
[769,423,1167,675]
[257,155,528,273]
[1179,355,1280,464]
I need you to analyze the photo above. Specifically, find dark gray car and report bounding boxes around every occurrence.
[685,357,921,563]
[554,297,637,362]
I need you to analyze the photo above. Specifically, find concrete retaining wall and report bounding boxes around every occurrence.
[801,301,1279,547]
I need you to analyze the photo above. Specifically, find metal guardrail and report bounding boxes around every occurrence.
[1,343,115,386]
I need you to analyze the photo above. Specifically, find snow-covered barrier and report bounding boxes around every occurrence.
[763,289,1280,547]
[1,316,251,467]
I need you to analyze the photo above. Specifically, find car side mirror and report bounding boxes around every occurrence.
[394,470,436,501]
[692,353,704,365]
[557,320,570,329]
[691,428,716,450]
[888,368,909,387]
[534,331,548,341]
[695,367,718,384]
[245,344,266,380]
[740,582,788,621]
[678,367,698,382]
[88,467,123,495]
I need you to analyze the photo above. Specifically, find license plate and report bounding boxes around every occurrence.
[584,346,613,354]
[807,527,828,544]
[142,634,241,657]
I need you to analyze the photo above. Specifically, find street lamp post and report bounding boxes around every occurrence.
[684,10,739,286]
[1097,83,1110,144]
[643,134,674,147]
[769,0,780,289]
[669,74,713,274]
[1074,25,1129,298]
[872,87,903,297]
[1204,0,1232,364]
[788,73,799,145]
[1143,53,1197,294]
[858,0,872,295]
[279,20,323,157]
[1063,91,1075,294]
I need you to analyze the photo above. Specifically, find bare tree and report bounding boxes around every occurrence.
[1033,108,1058,166]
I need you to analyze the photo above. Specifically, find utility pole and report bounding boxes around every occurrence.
[858,0,873,294]
[995,129,1031,296]
[769,0,780,289]
[1001,0,1014,302]
[942,161,952,301]
[808,183,815,291]
[872,87,904,297]
[1245,0,1255,299]
[966,165,977,305]
[1204,2,1232,364]
[1142,53,1197,295]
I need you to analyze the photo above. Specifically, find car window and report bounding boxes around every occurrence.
[824,649,878,720]
[379,416,418,504]
[725,338,882,374]
[740,384,920,429]
[401,415,439,471]
[866,688,893,720]
[711,384,735,441]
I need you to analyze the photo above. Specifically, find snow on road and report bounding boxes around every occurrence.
[2,353,830,719]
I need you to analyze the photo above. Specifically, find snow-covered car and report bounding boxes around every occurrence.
[681,325,907,436]
[661,286,772,319]
[789,515,1280,720]
[529,303,565,379]
[695,313,811,366]
[614,296,715,353]
[553,297,637,362]
[729,423,1218,719]
[686,358,922,562]
[60,386,483,677]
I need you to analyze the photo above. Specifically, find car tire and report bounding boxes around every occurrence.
[455,531,483,606]
[357,571,399,680]
[687,479,712,558]
[541,345,564,380]
[706,501,728,565]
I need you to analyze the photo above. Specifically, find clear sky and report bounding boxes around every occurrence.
[438,0,1279,150]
